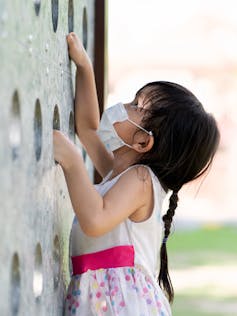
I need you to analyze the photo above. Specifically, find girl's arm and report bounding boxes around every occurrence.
[53,130,152,237]
[67,33,113,177]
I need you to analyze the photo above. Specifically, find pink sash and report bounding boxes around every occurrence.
[71,245,135,275]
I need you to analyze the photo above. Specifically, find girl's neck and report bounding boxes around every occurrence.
[109,147,141,180]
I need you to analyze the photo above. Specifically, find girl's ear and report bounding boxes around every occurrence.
[132,134,154,153]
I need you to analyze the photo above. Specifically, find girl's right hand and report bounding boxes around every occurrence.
[66,32,91,68]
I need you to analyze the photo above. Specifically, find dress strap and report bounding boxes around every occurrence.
[100,169,113,184]
[104,164,154,183]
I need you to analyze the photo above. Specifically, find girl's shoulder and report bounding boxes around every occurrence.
[117,165,166,222]
[120,164,162,184]
[98,164,166,201]
[116,164,166,197]
[104,164,152,184]
[124,165,167,199]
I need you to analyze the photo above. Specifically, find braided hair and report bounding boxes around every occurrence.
[159,191,178,302]
[135,81,220,302]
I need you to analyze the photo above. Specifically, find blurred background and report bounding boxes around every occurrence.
[107,1,237,315]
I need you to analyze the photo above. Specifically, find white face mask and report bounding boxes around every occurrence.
[97,102,152,152]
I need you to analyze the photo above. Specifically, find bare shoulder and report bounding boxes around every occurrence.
[100,165,154,230]
[117,165,152,193]
[116,166,153,222]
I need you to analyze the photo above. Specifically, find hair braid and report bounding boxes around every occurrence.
[158,191,179,302]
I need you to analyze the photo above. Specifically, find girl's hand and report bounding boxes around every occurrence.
[53,130,80,170]
[66,32,91,68]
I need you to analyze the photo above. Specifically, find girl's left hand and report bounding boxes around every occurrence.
[53,130,79,170]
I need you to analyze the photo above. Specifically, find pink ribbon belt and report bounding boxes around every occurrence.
[71,245,135,275]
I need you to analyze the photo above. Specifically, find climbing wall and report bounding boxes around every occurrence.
[0,1,95,315]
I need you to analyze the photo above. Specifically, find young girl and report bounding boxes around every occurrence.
[53,32,220,316]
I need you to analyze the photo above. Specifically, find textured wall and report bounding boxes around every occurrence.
[0,1,95,315]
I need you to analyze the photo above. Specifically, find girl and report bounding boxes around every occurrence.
[53,32,220,316]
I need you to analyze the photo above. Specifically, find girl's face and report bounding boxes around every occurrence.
[113,94,150,148]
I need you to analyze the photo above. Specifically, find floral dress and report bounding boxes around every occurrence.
[64,165,172,316]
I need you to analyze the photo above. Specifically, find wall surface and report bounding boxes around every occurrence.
[0,1,95,315]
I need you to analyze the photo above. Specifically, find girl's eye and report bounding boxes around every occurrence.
[130,104,145,113]
[130,104,138,110]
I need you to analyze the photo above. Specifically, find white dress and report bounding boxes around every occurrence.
[64,165,172,316]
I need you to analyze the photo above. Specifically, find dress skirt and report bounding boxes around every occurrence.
[64,265,171,316]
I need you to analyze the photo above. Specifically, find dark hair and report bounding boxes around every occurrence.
[135,81,220,302]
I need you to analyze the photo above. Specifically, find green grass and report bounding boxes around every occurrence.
[168,225,237,253]
[168,225,237,268]
[165,226,237,316]
[172,294,237,316]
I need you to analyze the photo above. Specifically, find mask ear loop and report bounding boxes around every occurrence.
[127,118,153,136]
